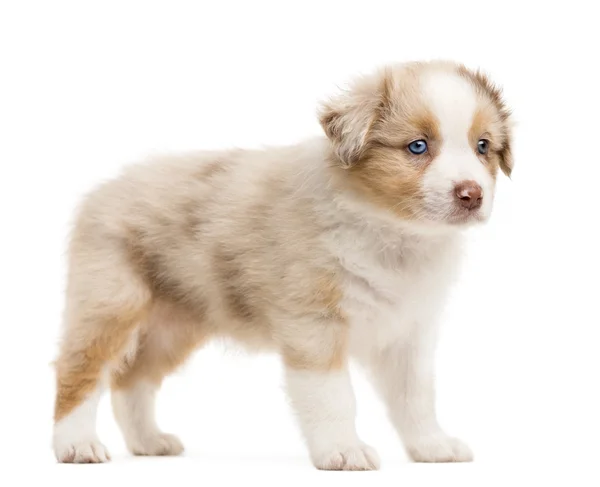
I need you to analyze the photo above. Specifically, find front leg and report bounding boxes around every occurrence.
[369,327,473,463]
[281,319,379,470]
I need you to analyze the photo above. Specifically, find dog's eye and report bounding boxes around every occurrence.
[477,139,489,155]
[408,140,428,155]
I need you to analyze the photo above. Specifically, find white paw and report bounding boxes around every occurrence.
[313,443,380,471]
[55,438,111,463]
[407,434,473,463]
[130,433,184,456]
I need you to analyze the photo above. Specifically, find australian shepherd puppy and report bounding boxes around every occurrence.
[53,60,513,469]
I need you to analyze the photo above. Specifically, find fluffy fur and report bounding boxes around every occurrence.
[52,60,513,469]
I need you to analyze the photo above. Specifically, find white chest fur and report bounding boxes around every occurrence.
[331,227,464,359]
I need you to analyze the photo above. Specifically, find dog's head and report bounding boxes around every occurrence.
[320,61,512,230]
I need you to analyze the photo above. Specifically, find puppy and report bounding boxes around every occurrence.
[52,60,513,469]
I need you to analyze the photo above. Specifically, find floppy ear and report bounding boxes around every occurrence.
[318,73,387,167]
[499,136,513,177]
[497,115,514,177]
[497,105,514,178]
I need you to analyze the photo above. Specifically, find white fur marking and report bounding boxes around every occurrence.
[53,386,110,463]
[112,380,184,456]
[285,368,379,470]
[421,71,495,220]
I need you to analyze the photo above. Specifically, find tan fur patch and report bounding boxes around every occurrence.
[213,249,261,322]
[313,272,346,322]
[125,228,209,316]
[279,270,347,371]
[112,302,208,389]
[193,160,229,180]
[282,321,348,371]
[456,65,510,121]
[342,148,425,219]
[54,304,149,421]
[469,106,501,178]
[179,199,204,238]
[326,64,445,220]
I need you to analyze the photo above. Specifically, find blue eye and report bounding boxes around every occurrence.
[408,140,428,155]
[477,139,489,155]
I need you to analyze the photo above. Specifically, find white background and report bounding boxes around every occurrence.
[1,1,599,485]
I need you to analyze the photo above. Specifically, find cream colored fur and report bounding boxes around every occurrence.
[52,60,512,469]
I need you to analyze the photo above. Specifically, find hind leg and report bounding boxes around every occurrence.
[111,302,207,456]
[53,248,151,463]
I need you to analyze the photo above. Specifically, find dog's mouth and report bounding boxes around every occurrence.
[445,207,486,225]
